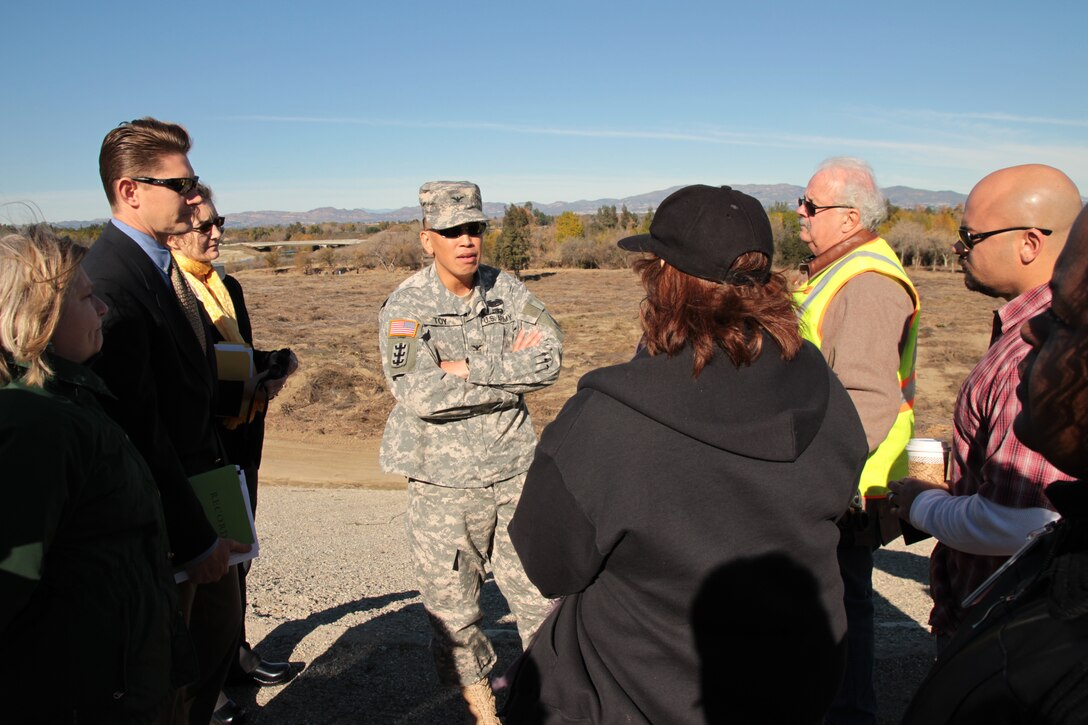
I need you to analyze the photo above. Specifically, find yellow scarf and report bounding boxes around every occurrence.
[172,253,263,427]
[172,253,244,344]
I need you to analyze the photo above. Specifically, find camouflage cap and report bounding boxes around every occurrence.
[419,180,488,230]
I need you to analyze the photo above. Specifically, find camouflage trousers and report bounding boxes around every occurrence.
[407,473,552,686]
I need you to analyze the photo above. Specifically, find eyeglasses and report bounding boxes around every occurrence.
[956,226,1052,251]
[130,176,200,195]
[431,222,487,238]
[192,216,226,235]
[798,197,852,217]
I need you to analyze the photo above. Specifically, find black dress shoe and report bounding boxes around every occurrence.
[231,659,301,687]
[211,697,247,724]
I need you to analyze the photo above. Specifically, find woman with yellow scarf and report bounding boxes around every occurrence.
[166,184,300,725]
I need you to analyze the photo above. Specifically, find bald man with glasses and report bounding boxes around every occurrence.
[889,164,1083,652]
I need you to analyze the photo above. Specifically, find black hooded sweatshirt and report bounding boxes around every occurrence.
[506,340,867,724]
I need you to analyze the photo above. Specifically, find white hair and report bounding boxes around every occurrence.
[816,157,887,231]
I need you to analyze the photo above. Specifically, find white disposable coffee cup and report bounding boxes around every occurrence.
[906,438,949,484]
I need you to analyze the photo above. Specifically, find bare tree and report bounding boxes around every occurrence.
[886,219,928,266]
[317,245,338,271]
[294,250,315,275]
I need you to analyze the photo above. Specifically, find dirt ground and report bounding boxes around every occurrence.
[234,264,997,723]
[244,265,994,452]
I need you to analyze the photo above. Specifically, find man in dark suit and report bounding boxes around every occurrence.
[83,117,249,725]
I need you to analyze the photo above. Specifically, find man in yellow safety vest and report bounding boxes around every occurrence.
[793,157,920,725]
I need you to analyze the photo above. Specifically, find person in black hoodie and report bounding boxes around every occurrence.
[505,185,869,724]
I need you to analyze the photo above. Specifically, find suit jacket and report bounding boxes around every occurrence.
[214,275,270,476]
[84,221,224,564]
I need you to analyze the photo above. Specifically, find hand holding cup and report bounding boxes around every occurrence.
[889,439,951,524]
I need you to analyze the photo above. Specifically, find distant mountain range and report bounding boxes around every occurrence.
[56,184,968,229]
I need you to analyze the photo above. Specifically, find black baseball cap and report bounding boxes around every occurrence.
[618,185,774,283]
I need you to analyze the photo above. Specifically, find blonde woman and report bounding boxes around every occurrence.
[165,186,299,716]
[0,230,182,723]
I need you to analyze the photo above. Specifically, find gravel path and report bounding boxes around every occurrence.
[232,484,937,724]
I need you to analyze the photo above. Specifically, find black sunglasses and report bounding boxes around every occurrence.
[799,196,852,217]
[193,216,226,235]
[431,222,487,238]
[956,226,1052,251]
[131,176,200,195]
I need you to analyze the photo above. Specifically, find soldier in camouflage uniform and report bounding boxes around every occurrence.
[378,181,562,724]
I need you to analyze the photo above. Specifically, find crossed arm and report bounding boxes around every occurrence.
[379,293,562,421]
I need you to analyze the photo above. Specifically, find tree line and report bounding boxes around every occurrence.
[485,200,962,276]
[20,200,962,277]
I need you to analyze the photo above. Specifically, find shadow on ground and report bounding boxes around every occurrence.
[872,545,935,724]
[232,547,937,724]
[875,547,931,587]
[232,580,521,724]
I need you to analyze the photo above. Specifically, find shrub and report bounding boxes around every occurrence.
[263,247,283,269]
[294,250,315,275]
[559,237,629,269]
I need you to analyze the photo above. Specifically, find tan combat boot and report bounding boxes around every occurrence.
[461,677,501,725]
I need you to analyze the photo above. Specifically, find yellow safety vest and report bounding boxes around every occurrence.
[793,238,920,498]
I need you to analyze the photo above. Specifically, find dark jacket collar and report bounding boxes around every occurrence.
[6,353,115,399]
[799,230,878,281]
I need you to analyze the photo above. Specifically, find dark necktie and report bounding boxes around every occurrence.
[989,310,1003,348]
[170,260,207,354]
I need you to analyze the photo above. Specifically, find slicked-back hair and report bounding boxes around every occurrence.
[635,252,802,377]
[0,229,88,387]
[99,117,192,207]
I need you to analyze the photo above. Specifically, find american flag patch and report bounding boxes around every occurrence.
[388,319,420,337]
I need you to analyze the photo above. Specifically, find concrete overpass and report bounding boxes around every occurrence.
[237,238,368,253]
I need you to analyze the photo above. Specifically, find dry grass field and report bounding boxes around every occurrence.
[237,264,996,451]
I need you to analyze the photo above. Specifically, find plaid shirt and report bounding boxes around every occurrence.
[929,283,1073,635]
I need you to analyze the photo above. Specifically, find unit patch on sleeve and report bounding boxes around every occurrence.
[520,300,564,340]
[388,338,419,371]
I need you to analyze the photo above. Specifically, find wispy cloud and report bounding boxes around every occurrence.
[222,112,1088,155]
[221,113,1011,158]
[904,109,1088,129]
[216,113,1088,193]
[221,114,763,144]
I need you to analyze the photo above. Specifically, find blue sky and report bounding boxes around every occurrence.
[3,1,1086,222]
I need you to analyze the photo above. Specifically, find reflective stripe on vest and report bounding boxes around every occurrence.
[793,238,920,497]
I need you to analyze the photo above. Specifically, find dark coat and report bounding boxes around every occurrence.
[0,358,181,723]
[214,275,270,494]
[902,480,1088,725]
[506,341,868,724]
[83,222,224,564]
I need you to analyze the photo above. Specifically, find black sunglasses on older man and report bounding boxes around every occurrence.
[193,216,226,235]
[956,226,1052,251]
[798,197,852,217]
[130,176,200,195]
[432,222,488,239]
